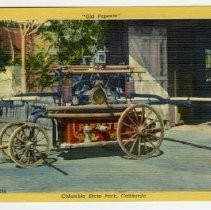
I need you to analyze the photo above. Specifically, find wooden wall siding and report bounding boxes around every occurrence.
[129,26,168,89]
[129,25,170,121]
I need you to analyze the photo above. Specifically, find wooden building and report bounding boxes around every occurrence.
[105,20,211,124]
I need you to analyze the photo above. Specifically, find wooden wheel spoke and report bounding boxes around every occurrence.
[146,137,157,149]
[15,147,25,155]
[137,136,141,156]
[19,150,28,162]
[27,152,31,164]
[4,132,11,138]
[122,139,132,146]
[148,141,156,149]
[129,136,139,153]
[13,143,25,147]
[137,136,149,156]
[142,110,153,127]
[126,112,138,127]
[130,132,138,140]
[147,132,160,140]
[140,107,145,124]
[34,148,46,157]
[32,152,38,161]
[122,122,136,130]
[122,134,137,146]
[36,144,48,147]
[14,135,26,143]
[25,151,31,163]
[142,137,149,154]
[146,127,162,133]
[20,132,25,138]
[144,119,158,129]
[37,136,47,143]
[133,108,141,124]
[121,130,136,136]
[31,130,41,142]
[20,129,29,141]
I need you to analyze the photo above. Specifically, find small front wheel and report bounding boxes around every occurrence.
[9,123,50,168]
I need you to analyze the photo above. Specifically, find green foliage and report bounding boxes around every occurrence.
[26,46,56,91]
[42,20,108,65]
[25,20,108,91]
[0,20,108,90]
[0,20,18,28]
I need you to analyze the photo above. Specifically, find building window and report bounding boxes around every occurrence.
[205,49,211,81]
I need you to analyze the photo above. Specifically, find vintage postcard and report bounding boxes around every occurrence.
[0,6,211,205]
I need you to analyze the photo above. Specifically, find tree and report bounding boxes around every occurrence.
[3,21,19,64]
[25,20,108,91]
[19,20,47,93]
[26,46,56,91]
[0,20,108,92]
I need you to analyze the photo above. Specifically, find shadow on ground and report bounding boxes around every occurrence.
[58,145,125,160]
[57,145,164,160]
[165,138,211,151]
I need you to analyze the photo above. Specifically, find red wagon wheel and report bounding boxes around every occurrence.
[117,104,164,159]
[9,123,50,168]
[0,121,24,160]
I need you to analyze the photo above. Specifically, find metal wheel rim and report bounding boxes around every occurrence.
[0,121,24,160]
[117,104,164,159]
[9,123,50,168]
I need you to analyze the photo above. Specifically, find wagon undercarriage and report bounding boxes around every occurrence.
[0,103,164,168]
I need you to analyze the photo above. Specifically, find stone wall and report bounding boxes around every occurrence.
[0,65,21,97]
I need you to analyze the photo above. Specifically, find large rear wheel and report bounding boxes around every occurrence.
[117,104,164,159]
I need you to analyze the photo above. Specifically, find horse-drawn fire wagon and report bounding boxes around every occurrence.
[1,65,209,168]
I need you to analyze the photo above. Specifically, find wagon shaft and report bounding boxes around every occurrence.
[1,96,40,101]
[47,112,122,118]
[170,97,211,102]
[47,104,128,112]
[47,104,128,118]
